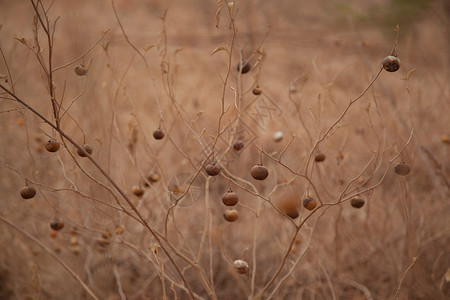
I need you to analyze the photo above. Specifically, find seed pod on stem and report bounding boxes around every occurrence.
[45,139,60,152]
[223,209,239,222]
[350,196,365,208]
[205,163,220,176]
[77,144,93,157]
[237,61,251,74]
[20,185,36,199]
[132,185,145,197]
[50,219,65,231]
[252,86,262,95]
[251,164,269,180]
[222,190,239,206]
[233,259,249,274]
[153,128,165,140]
[302,197,317,211]
[74,65,88,76]
[233,140,244,152]
[394,162,410,176]
[382,56,401,72]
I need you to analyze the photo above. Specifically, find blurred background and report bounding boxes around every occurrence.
[0,0,449,299]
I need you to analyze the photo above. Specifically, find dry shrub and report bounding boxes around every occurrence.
[0,0,449,299]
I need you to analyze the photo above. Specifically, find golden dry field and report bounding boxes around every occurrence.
[0,0,449,299]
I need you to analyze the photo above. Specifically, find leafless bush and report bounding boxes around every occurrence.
[0,0,448,299]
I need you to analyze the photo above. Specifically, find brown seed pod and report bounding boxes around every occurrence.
[74,65,88,76]
[70,236,79,246]
[143,172,161,187]
[251,164,269,180]
[50,219,65,231]
[20,185,36,199]
[148,172,160,182]
[285,208,299,219]
[289,83,298,94]
[233,141,244,152]
[302,197,317,211]
[132,185,145,197]
[394,162,410,176]
[252,86,262,95]
[350,196,365,209]
[45,139,60,152]
[77,144,93,157]
[153,128,165,140]
[223,209,239,222]
[314,152,326,162]
[237,61,251,74]
[205,163,220,176]
[233,259,249,274]
[115,225,125,235]
[382,56,401,72]
[442,134,449,144]
[278,197,299,219]
[222,191,239,206]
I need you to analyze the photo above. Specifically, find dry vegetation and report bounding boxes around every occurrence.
[0,0,449,299]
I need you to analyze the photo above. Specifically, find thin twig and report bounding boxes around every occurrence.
[393,257,418,300]
[52,29,110,72]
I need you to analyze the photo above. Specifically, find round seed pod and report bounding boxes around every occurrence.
[442,134,449,144]
[237,61,251,74]
[77,144,93,157]
[149,172,160,182]
[273,131,284,142]
[50,219,65,231]
[222,191,239,206]
[74,65,87,76]
[233,141,244,152]
[223,209,239,222]
[302,197,317,211]
[45,139,60,152]
[278,198,299,219]
[146,172,160,186]
[289,83,298,94]
[285,208,299,219]
[153,128,165,140]
[115,225,124,235]
[252,86,262,95]
[233,259,249,274]
[70,236,78,246]
[382,56,401,72]
[205,163,220,176]
[350,196,365,209]
[142,172,161,187]
[394,162,410,176]
[314,152,326,162]
[20,186,36,199]
[251,164,269,180]
[132,185,145,197]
